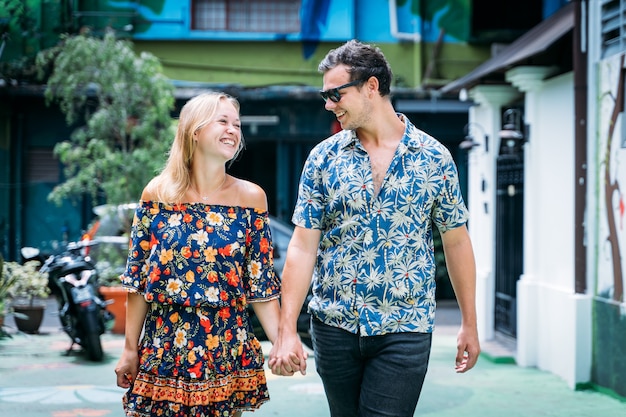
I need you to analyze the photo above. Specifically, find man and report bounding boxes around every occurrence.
[269,39,480,417]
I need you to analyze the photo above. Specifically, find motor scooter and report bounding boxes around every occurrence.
[21,238,113,361]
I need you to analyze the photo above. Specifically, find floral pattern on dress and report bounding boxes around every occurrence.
[293,114,469,337]
[120,202,280,417]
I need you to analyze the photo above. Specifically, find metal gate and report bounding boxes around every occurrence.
[494,152,524,337]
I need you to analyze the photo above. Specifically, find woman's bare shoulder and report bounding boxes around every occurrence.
[140,185,157,202]
[233,178,268,210]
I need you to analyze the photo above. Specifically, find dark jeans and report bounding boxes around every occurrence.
[311,317,432,417]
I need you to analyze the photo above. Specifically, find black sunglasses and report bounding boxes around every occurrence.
[319,80,364,103]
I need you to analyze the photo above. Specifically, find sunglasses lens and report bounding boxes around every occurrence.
[321,81,360,103]
[320,88,341,103]
[320,89,341,102]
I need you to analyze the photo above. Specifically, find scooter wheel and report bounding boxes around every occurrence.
[83,332,104,361]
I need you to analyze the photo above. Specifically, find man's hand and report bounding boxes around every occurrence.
[454,324,480,373]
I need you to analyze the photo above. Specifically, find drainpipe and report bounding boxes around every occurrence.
[574,0,587,294]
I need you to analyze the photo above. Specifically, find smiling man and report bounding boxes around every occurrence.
[269,39,481,417]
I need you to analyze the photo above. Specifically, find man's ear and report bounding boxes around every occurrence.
[363,76,379,96]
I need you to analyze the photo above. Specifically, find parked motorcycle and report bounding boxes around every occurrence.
[21,238,113,361]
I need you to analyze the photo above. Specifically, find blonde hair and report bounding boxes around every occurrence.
[145,92,243,202]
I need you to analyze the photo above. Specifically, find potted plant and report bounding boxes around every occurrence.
[0,254,18,335]
[3,259,50,334]
[83,203,135,335]
[89,234,128,335]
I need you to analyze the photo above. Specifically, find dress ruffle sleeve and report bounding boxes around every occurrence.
[244,210,281,303]
[120,202,154,293]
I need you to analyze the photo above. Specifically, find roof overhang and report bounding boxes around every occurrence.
[439,2,575,95]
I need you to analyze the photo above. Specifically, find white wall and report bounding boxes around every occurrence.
[514,71,592,388]
[468,72,593,389]
[525,72,575,286]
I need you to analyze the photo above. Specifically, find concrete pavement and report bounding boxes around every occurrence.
[0,300,624,417]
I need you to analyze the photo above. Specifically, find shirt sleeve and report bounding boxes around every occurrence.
[432,150,469,232]
[120,202,154,293]
[244,209,281,302]
[292,144,327,230]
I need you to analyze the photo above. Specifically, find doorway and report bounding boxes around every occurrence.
[494,142,524,337]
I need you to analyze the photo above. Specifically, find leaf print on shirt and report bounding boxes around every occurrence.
[292,115,467,336]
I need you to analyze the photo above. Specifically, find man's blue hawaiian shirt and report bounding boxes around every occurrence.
[292,114,469,336]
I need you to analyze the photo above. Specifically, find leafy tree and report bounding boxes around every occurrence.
[35,29,175,206]
[0,0,37,82]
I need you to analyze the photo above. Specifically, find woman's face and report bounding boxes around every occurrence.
[194,100,242,162]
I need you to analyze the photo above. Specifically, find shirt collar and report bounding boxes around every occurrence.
[399,113,425,150]
[338,113,424,151]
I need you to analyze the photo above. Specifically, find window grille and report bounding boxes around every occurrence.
[27,148,59,183]
[601,0,626,58]
[192,0,300,33]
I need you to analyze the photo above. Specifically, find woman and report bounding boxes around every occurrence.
[114,92,281,417]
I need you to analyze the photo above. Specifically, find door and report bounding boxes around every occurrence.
[494,148,524,337]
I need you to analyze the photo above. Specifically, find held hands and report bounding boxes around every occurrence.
[268,332,308,376]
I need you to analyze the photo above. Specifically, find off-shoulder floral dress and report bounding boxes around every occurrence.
[119,201,280,417]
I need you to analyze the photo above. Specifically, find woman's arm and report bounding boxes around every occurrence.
[114,292,148,388]
[250,298,281,343]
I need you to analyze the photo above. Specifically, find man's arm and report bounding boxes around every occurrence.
[441,224,481,373]
[268,226,321,376]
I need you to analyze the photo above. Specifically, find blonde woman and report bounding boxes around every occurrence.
[114,92,281,417]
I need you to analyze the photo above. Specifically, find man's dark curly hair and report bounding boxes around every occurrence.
[318,39,393,97]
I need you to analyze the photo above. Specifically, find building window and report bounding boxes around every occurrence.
[27,148,59,183]
[601,0,626,58]
[192,0,300,33]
